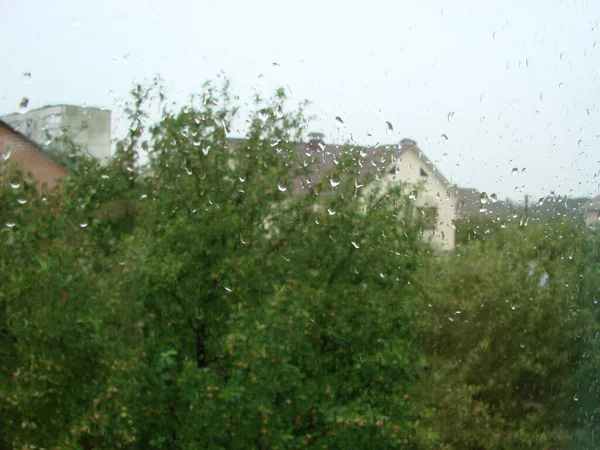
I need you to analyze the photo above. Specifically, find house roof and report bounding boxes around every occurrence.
[238,136,453,194]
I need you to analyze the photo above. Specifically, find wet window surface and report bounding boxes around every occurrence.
[1,1,599,449]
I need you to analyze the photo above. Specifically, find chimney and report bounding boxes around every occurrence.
[308,131,325,144]
[399,138,416,150]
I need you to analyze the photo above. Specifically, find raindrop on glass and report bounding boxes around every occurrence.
[10,182,20,189]
[277,184,287,192]
[17,199,27,205]
[351,241,360,249]
[5,222,16,228]
[327,208,336,216]
[335,116,344,125]
[79,223,88,228]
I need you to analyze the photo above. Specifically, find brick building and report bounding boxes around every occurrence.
[0,119,67,190]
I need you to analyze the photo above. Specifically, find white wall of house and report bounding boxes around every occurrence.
[377,147,457,251]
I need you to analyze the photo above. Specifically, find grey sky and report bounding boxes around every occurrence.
[1,0,599,201]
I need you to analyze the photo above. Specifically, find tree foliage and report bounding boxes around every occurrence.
[1,80,598,449]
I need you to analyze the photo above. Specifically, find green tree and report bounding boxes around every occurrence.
[415,219,588,449]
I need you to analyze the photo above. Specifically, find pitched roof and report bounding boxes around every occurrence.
[227,136,452,193]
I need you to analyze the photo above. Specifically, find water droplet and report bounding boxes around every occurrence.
[79,223,88,228]
[5,222,16,228]
[3,150,12,161]
[330,178,340,188]
[20,97,29,108]
[202,146,210,156]
[351,241,360,249]
[447,112,455,122]
[511,167,519,174]
[440,133,448,141]
[224,287,233,293]
[184,167,192,176]
[327,208,336,215]
[573,393,580,402]
[17,199,27,205]
[380,273,385,279]
[239,175,246,182]
[10,182,20,189]
[386,121,393,133]
[277,184,287,192]
[140,194,148,199]
[335,116,344,125]
[101,174,110,179]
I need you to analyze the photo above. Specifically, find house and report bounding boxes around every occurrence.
[583,195,600,227]
[0,119,67,190]
[1,105,111,163]
[289,134,458,251]
[372,138,458,250]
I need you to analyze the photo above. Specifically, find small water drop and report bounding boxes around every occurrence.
[447,111,455,122]
[3,150,12,161]
[386,121,393,133]
[330,178,340,188]
[79,223,88,228]
[10,182,20,189]
[17,199,27,205]
[239,175,246,183]
[335,116,344,125]
[202,146,211,156]
[5,222,16,228]
[327,208,336,215]
[440,133,448,141]
[140,194,148,200]
[277,184,287,192]
[351,241,360,249]
[224,287,233,293]
[20,97,29,108]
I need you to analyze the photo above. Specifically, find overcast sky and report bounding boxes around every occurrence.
[1,0,599,201]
